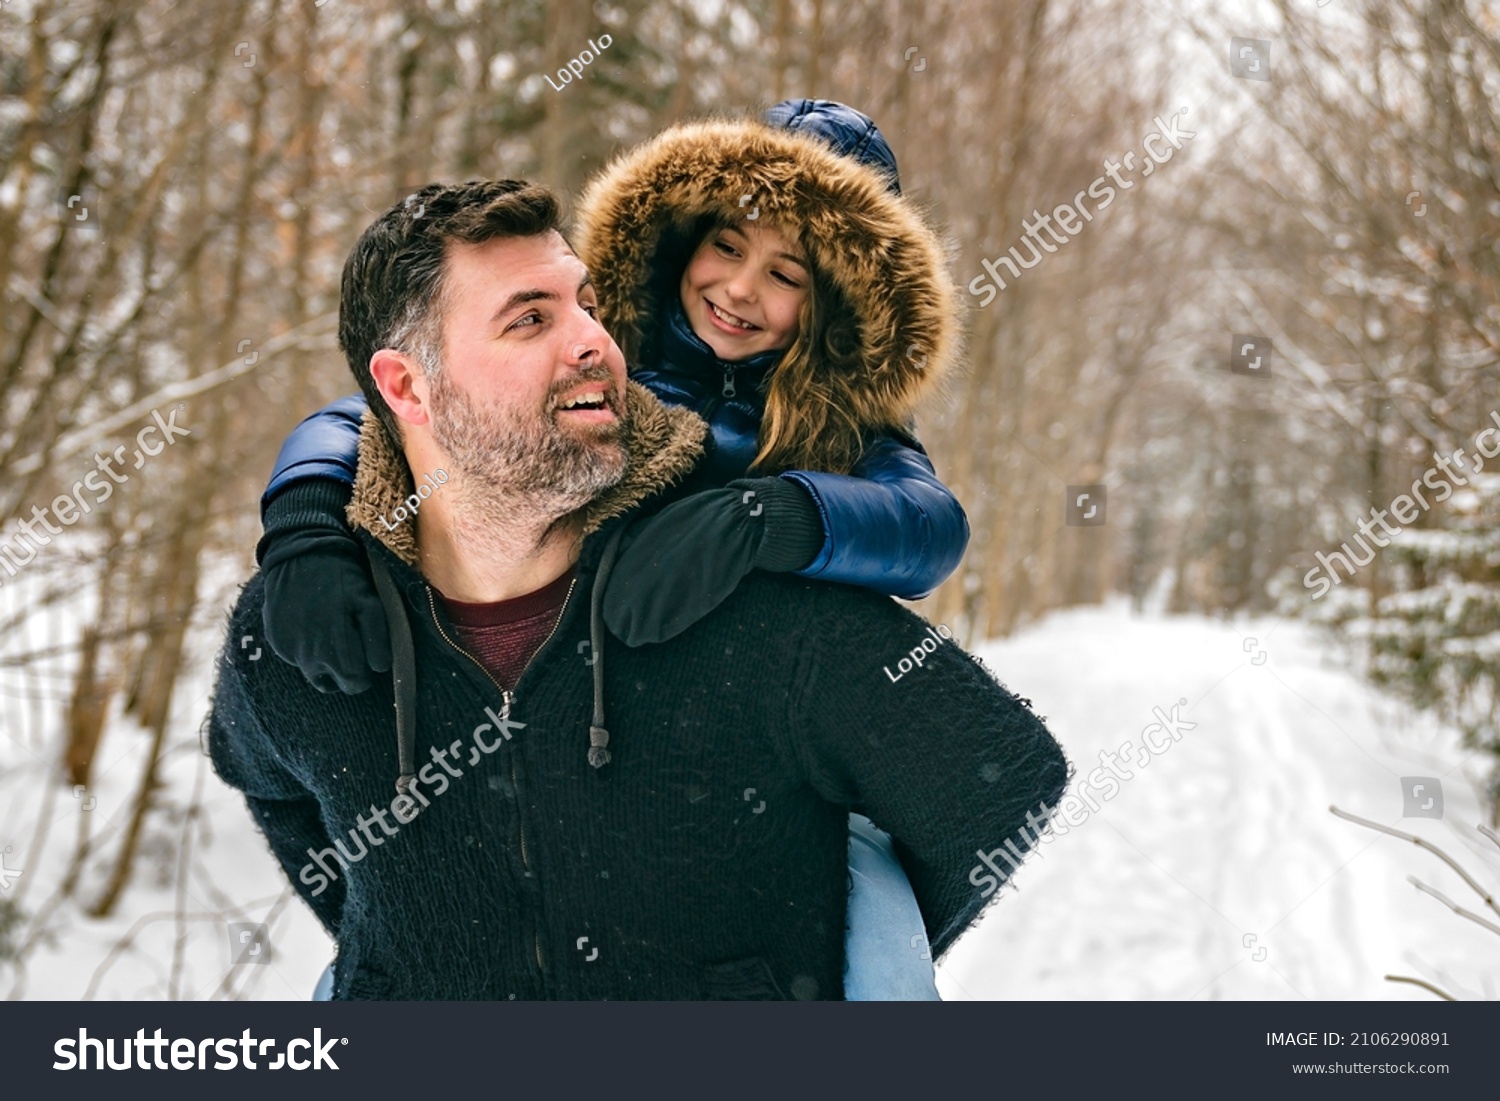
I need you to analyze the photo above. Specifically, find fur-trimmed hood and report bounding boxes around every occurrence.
[345,380,707,565]
[573,117,962,472]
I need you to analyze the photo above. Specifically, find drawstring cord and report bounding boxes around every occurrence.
[587,526,628,769]
[368,524,626,783]
[367,550,420,798]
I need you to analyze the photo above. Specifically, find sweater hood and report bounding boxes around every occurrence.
[572,116,961,469]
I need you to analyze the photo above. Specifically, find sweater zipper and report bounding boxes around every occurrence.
[424,579,578,985]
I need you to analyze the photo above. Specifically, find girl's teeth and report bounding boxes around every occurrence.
[711,303,753,329]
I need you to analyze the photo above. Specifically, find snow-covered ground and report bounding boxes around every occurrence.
[0,558,337,1002]
[939,602,1498,1001]
[2,592,1495,1000]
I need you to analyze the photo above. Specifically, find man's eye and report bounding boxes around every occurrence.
[583,304,600,318]
[508,312,542,331]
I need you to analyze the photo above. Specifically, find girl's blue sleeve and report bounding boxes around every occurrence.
[778,431,970,599]
[260,394,368,519]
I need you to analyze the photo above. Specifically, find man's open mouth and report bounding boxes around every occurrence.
[707,299,759,331]
[558,388,608,411]
[553,384,618,423]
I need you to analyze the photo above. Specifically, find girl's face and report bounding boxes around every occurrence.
[678,220,810,361]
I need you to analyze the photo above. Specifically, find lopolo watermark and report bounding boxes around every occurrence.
[0,406,190,587]
[543,34,612,91]
[1303,410,1500,600]
[967,107,1195,307]
[884,622,955,683]
[376,468,447,532]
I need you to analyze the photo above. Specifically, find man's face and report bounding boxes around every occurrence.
[423,231,630,506]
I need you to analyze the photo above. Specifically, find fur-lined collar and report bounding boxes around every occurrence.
[573,117,962,439]
[346,381,707,565]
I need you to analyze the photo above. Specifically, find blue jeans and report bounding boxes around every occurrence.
[311,961,335,1001]
[311,812,937,1000]
[843,813,939,1000]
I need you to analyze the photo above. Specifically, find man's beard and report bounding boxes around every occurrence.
[427,366,629,516]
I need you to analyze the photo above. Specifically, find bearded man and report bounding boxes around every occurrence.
[207,179,1067,999]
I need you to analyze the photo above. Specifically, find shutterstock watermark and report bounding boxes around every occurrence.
[967,107,1195,307]
[1303,410,1500,600]
[296,701,525,897]
[968,699,1197,898]
[54,1028,342,1070]
[0,406,190,587]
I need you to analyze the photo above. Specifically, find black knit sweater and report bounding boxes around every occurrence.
[208,387,1069,999]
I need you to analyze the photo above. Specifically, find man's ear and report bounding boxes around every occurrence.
[370,349,431,427]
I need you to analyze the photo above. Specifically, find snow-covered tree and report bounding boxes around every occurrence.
[1368,471,1500,821]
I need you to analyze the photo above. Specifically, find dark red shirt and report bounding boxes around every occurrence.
[434,566,577,690]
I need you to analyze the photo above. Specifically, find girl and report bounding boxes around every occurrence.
[258,100,967,999]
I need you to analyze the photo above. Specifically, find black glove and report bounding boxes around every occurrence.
[258,480,392,694]
[603,477,824,646]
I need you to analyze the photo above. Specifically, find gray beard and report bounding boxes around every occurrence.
[427,368,630,542]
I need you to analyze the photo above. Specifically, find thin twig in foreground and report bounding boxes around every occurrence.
[1384,974,1456,1001]
[1329,806,1500,921]
[1406,875,1500,938]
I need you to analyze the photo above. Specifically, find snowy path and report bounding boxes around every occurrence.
[938,602,1497,1000]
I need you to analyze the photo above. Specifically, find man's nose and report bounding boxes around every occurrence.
[567,315,607,365]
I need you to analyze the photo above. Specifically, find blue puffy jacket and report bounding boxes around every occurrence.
[264,102,969,598]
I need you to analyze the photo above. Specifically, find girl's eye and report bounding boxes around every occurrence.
[772,271,803,289]
[713,239,740,257]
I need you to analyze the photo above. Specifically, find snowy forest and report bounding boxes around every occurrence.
[2,0,1498,1001]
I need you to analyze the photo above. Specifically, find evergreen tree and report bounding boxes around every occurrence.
[1368,470,1500,822]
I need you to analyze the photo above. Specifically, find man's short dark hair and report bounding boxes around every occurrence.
[338,179,562,443]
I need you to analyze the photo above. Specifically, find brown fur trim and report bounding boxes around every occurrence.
[573,117,962,472]
[346,381,707,564]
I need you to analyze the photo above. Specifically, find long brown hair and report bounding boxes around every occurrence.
[750,265,872,476]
